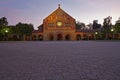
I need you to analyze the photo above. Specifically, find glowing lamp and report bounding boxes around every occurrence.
[95,32,98,35]
[111,28,114,32]
[5,30,8,33]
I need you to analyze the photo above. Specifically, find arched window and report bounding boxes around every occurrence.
[76,34,81,40]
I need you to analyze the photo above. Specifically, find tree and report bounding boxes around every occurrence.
[16,22,34,37]
[115,18,120,33]
[87,23,93,30]
[0,17,8,28]
[9,25,17,34]
[0,26,12,41]
[116,17,120,23]
[92,20,101,30]
[0,17,8,40]
[103,16,112,39]
[76,21,85,29]
[103,16,112,29]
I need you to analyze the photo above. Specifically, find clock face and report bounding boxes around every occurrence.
[57,22,62,27]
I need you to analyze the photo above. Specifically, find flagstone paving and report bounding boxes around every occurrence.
[0,41,120,80]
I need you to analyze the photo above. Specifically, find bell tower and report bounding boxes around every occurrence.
[58,4,60,8]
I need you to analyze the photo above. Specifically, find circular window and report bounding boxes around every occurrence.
[57,22,62,27]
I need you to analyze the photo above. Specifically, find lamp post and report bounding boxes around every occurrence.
[5,30,8,33]
[95,32,98,35]
[4,29,9,41]
[111,28,114,40]
[95,31,98,40]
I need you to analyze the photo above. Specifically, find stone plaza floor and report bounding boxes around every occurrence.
[0,41,120,80]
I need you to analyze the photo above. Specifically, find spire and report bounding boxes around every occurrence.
[58,4,61,8]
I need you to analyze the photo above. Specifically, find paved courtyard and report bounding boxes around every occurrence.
[0,41,120,80]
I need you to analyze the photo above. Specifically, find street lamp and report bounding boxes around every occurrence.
[111,28,114,40]
[94,31,98,40]
[4,28,9,41]
[111,28,114,32]
[5,30,8,33]
[95,32,98,35]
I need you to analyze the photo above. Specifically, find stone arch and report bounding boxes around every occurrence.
[114,34,119,39]
[83,34,88,40]
[12,35,18,41]
[76,34,81,40]
[33,35,36,41]
[57,33,63,40]
[49,34,54,40]
[65,34,70,40]
[38,35,43,41]
[89,34,94,40]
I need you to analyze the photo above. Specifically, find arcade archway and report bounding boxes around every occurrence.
[65,34,70,40]
[76,34,81,40]
[33,35,36,41]
[38,35,43,41]
[57,34,62,40]
[83,34,88,40]
[49,34,54,40]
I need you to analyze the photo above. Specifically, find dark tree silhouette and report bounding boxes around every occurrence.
[115,18,120,33]
[92,20,101,30]
[16,22,34,37]
[0,17,8,40]
[0,17,8,27]
[76,21,85,29]
[103,16,112,39]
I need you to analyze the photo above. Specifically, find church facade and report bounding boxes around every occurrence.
[31,5,94,41]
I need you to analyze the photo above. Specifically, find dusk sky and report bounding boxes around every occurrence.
[0,0,120,29]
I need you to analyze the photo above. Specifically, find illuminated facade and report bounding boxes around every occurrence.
[31,5,94,41]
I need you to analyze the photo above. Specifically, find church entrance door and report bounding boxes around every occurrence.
[57,34,62,40]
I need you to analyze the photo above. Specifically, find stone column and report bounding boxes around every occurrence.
[87,34,89,40]
[36,34,38,41]
[63,34,65,41]
[23,35,26,41]
[43,33,48,41]
[30,35,32,41]
[17,35,19,40]
[54,33,57,41]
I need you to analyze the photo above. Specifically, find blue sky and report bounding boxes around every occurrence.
[0,0,120,29]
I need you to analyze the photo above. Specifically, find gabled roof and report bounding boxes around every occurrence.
[44,5,75,20]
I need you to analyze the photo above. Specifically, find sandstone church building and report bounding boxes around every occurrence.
[31,5,94,41]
